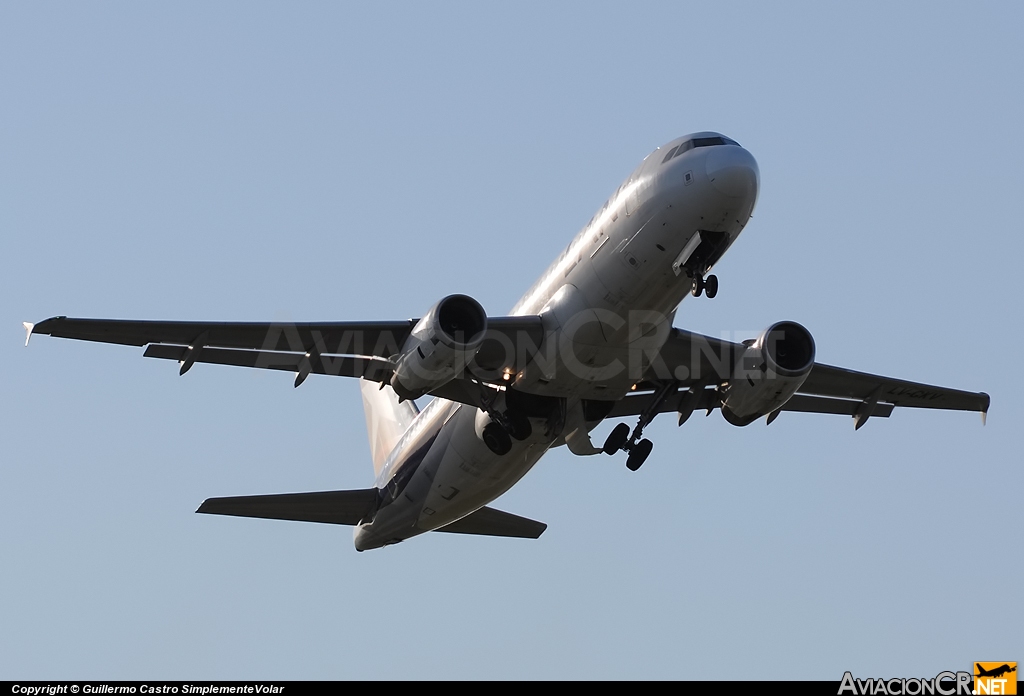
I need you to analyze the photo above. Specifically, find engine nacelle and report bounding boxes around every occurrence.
[390,294,488,400]
[720,321,815,426]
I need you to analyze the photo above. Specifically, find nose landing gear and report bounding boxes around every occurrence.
[690,273,718,299]
[704,274,718,299]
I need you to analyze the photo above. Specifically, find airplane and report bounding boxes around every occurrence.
[24,132,990,551]
[976,665,1016,679]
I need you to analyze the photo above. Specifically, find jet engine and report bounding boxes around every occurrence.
[720,321,815,426]
[389,294,488,400]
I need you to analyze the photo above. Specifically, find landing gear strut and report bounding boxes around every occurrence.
[602,380,678,471]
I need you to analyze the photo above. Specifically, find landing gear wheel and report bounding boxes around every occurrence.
[626,439,653,471]
[704,274,718,299]
[506,412,532,441]
[482,422,512,455]
[603,423,630,455]
[690,275,704,298]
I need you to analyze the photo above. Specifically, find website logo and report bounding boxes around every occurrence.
[974,663,1017,696]
[839,671,971,695]
[837,665,1020,696]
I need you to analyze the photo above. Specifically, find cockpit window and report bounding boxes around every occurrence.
[662,136,740,165]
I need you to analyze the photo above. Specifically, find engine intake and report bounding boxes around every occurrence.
[720,321,815,426]
[390,295,488,400]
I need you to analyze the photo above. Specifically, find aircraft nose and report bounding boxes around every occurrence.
[705,146,759,199]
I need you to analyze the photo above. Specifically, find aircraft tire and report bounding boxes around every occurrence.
[626,439,653,471]
[506,412,532,441]
[690,276,704,297]
[704,274,718,299]
[482,422,513,455]
[603,423,630,455]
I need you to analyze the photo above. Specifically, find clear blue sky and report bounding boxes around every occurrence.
[2,1,1021,680]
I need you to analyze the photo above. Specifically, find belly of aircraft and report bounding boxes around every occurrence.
[353,404,554,550]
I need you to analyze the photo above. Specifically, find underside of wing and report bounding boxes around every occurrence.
[31,316,989,426]
[800,363,990,413]
[142,343,396,381]
[29,314,546,406]
[621,326,989,427]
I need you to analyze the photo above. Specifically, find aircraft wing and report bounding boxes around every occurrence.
[27,315,545,391]
[798,362,989,413]
[27,317,989,423]
[617,328,989,425]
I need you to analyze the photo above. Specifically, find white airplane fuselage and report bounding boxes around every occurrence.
[354,133,759,550]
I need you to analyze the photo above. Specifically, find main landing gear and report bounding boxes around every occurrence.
[602,381,678,471]
[603,422,656,471]
[690,273,718,299]
[481,410,533,455]
[477,384,534,456]
[482,412,532,455]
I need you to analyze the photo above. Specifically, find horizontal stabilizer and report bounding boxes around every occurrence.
[197,488,377,526]
[436,506,547,539]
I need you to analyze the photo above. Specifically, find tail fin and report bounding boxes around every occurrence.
[360,379,420,476]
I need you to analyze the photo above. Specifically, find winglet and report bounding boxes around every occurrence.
[22,322,34,347]
[980,392,990,426]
